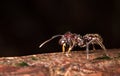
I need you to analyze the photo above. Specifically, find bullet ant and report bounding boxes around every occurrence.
[39,32,107,59]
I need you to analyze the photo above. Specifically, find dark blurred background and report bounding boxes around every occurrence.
[1,0,120,56]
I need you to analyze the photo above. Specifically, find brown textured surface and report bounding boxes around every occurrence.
[0,49,120,76]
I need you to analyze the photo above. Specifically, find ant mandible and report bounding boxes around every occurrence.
[39,32,107,59]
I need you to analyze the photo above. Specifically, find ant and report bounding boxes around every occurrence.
[39,32,107,59]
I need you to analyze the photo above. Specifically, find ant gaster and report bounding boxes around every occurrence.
[39,32,107,59]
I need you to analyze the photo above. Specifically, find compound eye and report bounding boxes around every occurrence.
[61,40,65,44]
[59,40,66,45]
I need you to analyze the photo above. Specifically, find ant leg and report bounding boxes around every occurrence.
[92,43,96,51]
[96,40,108,56]
[67,46,73,53]
[86,43,89,59]
[65,45,74,57]
[96,40,106,50]
[86,39,96,59]
[67,42,75,53]
[62,43,66,53]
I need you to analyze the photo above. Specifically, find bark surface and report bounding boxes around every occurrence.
[0,49,120,76]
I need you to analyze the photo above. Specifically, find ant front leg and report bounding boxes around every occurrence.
[67,42,75,53]
[62,43,66,53]
[65,45,74,57]
[67,45,73,53]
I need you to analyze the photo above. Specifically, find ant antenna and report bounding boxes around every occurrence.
[39,35,62,48]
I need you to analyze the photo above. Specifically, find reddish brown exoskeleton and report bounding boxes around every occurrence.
[39,32,107,59]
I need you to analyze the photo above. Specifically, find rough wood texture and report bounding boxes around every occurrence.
[0,49,120,76]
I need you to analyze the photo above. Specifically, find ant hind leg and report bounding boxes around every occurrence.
[96,40,108,56]
[92,43,96,51]
[86,43,90,59]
